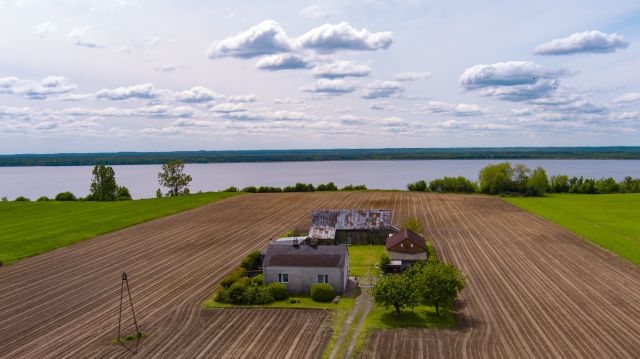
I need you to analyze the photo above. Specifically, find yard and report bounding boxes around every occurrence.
[348,245,386,278]
[505,193,640,265]
[0,192,240,264]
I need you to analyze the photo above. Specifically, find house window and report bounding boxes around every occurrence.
[278,273,289,283]
[400,243,404,248]
[410,243,414,248]
[318,275,328,283]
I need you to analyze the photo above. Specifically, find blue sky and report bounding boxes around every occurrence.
[0,0,639,154]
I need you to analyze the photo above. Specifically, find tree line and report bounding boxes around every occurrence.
[222,182,367,193]
[407,162,640,196]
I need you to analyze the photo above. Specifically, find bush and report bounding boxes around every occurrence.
[341,184,367,191]
[268,282,289,301]
[251,274,263,286]
[228,278,251,304]
[310,283,334,302]
[240,251,262,271]
[156,188,163,198]
[379,252,391,274]
[116,186,132,201]
[241,186,257,193]
[222,186,238,192]
[257,186,282,193]
[1,196,7,202]
[215,288,230,303]
[243,285,274,304]
[36,196,50,201]
[407,180,428,192]
[14,196,31,202]
[221,267,247,288]
[429,176,478,193]
[55,191,77,201]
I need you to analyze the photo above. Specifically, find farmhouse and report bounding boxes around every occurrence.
[262,243,349,293]
[309,209,397,245]
[385,229,428,271]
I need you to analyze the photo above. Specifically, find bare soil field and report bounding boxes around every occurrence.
[360,194,640,358]
[1,192,639,358]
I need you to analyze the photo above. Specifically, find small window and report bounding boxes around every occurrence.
[278,273,289,283]
[400,243,404,248]
[318,274,328,283]
[410,243,414,248]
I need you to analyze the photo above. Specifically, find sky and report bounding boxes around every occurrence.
[0,0,639,154]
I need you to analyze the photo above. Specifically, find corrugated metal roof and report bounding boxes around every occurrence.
[310,209,392,240]
[263,244,348,267]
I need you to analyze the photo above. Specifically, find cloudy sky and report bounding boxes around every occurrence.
[1,0,639,154]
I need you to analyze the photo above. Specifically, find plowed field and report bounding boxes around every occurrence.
[1,192,639,358]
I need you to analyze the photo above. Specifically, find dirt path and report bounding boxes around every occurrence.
[343,287,373,359]
[328,286,366,359]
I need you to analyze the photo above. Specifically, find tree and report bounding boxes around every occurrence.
[156,188,163,198]
[410,260,465,315]
[55,191,77,201]
[89,165,118,201]
[526,167,549,196]
[116,186,132,200]
[379,252,391,274]
[478,162,514,194]
[550,175,570,193]
[407,180,428,192]
[402,217,423,233]
[158,160,192,196]
[370,274,418,316]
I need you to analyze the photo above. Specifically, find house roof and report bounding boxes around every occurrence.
[386,229,427,251]
[310,209,392,239]
[388,251,428,261]
[263,244,348,268]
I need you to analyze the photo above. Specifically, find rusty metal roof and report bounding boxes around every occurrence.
[310,209,392,239]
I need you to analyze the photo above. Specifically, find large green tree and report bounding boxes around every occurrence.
[526,167,549,196]
[158,160,192,196]
[89,165,117,201]
[410,260,465,315]
[478,162,514,194]
[370,273,418,316]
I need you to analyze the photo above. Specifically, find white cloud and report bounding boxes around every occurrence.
[534,30,629,55]
[173,119,214,127]
[460,61,567,101]
[155,64,184,72]
[67,26,106,48]
[362,80,403,99]
[35,21,57,37]
[0,75,77,99]
[312,61,371,78]
[174,86,221,103]
[226,93,257,103]
[96,83,156,100]
[297,22,392,53]
[274,97,303,104]
[210,103,246,113]
[62,105,195,118]
[224,109,313,122]
[207,20,292,59]
[301,79,357,94]
[368,101,396,111]
[613,92,640,104]
[393,72,432,81]
[255,53,310,71]
[416,101,485,117]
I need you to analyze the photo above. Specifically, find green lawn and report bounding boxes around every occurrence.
[505,193,640,265]
[202,294,356,310]
[0,192,241,264]
[348,245,386,277]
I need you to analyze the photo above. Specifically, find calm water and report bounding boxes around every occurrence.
[1,160,639,199]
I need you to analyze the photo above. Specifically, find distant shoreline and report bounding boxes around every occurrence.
[1,147,639,167]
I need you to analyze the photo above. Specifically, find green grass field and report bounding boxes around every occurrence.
[0,192,240,264]
[505,193,640,265]
[348,245,386,278]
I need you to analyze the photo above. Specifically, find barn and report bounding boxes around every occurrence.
[309,209,397,245]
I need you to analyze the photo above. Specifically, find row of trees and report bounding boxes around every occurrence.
[222,182,367,193]
[407,162,640,197]
[371,259,465,316]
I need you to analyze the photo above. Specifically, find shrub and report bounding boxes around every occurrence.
[402,218,423,233]
[341,184,367,191]
[116,186,132,201]
[379,252,391,274]
[268,282,289,301]
[36,196,50,201]
[289,298,300,304]
[156,188,163,198]
[241,186,257,193]
[55,191,77,201]
[14,196,31,202]
[222,186,238,192]
[251,274,263,286]
[243,285,274,304]
[215,288,230,303]
[310,283,334,302]
[220,267,247,288]
[228,278,250,304]
[240,251,262,271]
[407,180,428,192]
[257,186,282,193]
[1,196,7,202]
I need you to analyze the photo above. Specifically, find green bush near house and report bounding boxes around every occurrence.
[311,283,335,302]
[268,282,289,301]
[220,267,247,288]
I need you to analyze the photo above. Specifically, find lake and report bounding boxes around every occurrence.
[1,160,639,199]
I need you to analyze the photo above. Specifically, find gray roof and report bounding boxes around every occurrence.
[388,251,428,261]
[263,244,348,268]
[310,209,392,240]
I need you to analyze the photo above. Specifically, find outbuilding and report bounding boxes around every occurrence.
[309,209,397,245]
[262,243,349,293]
[385,229,428,271]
